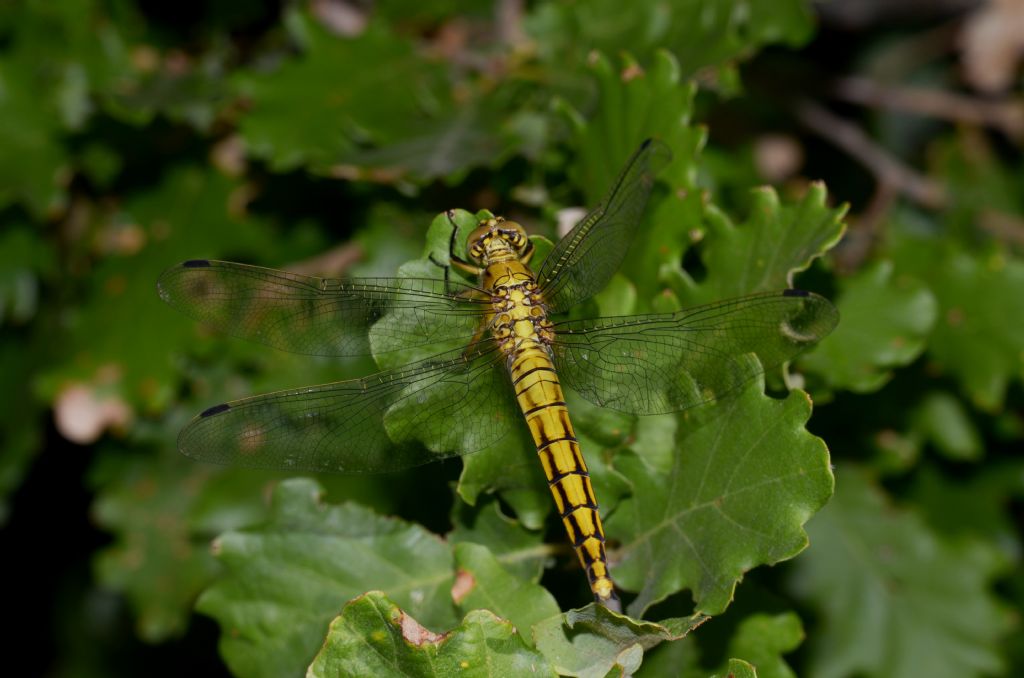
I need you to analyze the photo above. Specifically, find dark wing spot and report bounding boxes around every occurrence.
[783,288,809,297]
[183,259,212,268]
[200,402,231,417]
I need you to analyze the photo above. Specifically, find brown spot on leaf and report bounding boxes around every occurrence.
[399,612,444,646]
[450,568,476,604]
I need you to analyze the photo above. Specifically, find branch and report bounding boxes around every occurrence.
[795,100,947,209]
[834,76,1024,141]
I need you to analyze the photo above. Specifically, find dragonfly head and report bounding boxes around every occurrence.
[466,217,529,264]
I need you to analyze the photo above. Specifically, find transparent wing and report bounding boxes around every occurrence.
[536,139,673,313]
[177,342,521,473]
[157,259,491,357]
[551,290,838,415]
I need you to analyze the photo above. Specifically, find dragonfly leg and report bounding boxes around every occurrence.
[519,239,535,265]
[430,210,483,294]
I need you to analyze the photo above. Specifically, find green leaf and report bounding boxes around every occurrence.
[0,225,54,325]
[452,543,561,639]
[608,379,834,617]
[90,447,275,642]
[337,100,537,185]
[525,0,813,81]
[711,658,758,678]
[233,12,449,173]
[448,497,549,582]
[34,166,283,414]
[909,462,1024,562]
[0,0,142,214]
[102,49,229,131]
[637,610,802,678]
[889,223,1024,411]
[532,604,707,678]
[788,466,1011,678]
[679,184,847,304]
[567,51,701,206]
[799,260,937,392]
[197,478,458,678]
[561,50,707,303]
[308,591,555,678]
[723,612,803,678]
[909,391,984,461]
[0,61,70,216]
[924,253,1024,411]
[457,431,551,531]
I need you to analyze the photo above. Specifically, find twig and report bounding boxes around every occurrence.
[979,210,1024,249]
[795,100,947,209]
[834,76,1024,141]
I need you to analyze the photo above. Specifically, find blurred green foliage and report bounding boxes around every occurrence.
[3,1,1023,677]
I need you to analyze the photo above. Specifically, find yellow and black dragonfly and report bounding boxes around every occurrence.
[158,139,837,611]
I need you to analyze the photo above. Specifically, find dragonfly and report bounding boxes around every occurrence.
[157,139,838,611]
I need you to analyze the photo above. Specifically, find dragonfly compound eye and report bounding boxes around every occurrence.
[500,222,529,252]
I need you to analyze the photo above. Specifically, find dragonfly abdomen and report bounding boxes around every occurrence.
[507,345,619,610]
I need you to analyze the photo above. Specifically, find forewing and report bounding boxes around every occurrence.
[177,343,521,473]
[157,259,490,357]
[551,290,838,415]
[536,139,672,313]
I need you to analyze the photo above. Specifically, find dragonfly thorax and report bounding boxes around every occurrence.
[467,217,529,265]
